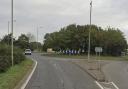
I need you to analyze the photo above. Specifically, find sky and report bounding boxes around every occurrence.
[0,0,128,43]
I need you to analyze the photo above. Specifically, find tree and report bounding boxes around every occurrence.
[102,28,127,56]
[43,24,127,56]
[15,34,29,50]
[29,42,42,51]
[1,34,15,45]
[26,33,36,43]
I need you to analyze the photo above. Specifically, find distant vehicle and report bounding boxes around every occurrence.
[25,49,32,55]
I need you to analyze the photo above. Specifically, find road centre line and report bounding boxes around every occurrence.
[53,62,65,88]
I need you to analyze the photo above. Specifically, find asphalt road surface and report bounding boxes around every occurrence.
[103,61,128,89]
[25,53,100,89]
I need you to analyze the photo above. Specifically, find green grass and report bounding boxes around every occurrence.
[0,59,34,89]
[42,53,128,61]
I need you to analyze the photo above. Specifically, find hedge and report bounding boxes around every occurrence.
[0,44,25,72]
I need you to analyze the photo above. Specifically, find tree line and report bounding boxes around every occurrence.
[0,33,42,72]
[43,24,127,56]
[0,33,42,51]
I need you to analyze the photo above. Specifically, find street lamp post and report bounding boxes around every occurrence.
[36,26,42,51]
[37,27,39,50]
[8,20,16,46]
[8,21,10,45]
[88,0,92,61]
[8,21,10,35]
[11,0,14,66]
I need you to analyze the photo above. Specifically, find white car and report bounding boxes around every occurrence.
[25,49,32,55]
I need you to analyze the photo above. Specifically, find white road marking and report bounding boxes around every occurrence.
[95,81,119,89]
[95,81,104,89]
[104,87,111,89]
[53,62,65,89]
[20,59,38,89]
[101,82,112,85]
[111,82,119,89]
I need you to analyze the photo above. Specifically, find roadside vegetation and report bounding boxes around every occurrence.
[0,33,36,89]
[1,33,42,51]
[0,43,34,89]
[0,59,33,89]
[43,24,127,56]
[0,44,25,72]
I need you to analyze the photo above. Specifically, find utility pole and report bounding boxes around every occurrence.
[37,27,39,50]
[11,0,14,66]
[8,21,10,45]
[88,0,92,61]
[36,26,42,51]
[8,21,10,35]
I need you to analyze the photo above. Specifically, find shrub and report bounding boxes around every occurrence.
[0,57,11,72]
[0,44,26,72]
[13,48,25,64]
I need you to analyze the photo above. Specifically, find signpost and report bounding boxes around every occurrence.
[95,47,103,71]
[95,47,103,53]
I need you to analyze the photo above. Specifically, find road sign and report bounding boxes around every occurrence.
[95,47,103,53]
[95,47,103,71]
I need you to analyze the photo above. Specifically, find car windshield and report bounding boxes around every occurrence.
[25,49,31,51]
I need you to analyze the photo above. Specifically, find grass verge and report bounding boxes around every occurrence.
[0,59,34,89]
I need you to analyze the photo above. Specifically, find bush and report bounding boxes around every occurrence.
[0,57,11,72]
[0,44,26,72]
[13,48,25,64]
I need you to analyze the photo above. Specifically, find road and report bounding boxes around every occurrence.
[103,61,128,89]
[25,53,100,89]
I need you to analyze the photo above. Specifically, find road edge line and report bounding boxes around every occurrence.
[95,81,104,89]
[20,59,38,89]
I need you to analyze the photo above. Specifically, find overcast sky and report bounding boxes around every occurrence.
[0,0,128,42]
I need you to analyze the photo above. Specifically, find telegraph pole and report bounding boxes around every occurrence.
[88,0,92,61]
[11,0,14,66]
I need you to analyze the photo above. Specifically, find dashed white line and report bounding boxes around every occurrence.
[53,63,65,89]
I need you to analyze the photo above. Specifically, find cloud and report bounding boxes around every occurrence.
[0,0,128,42]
